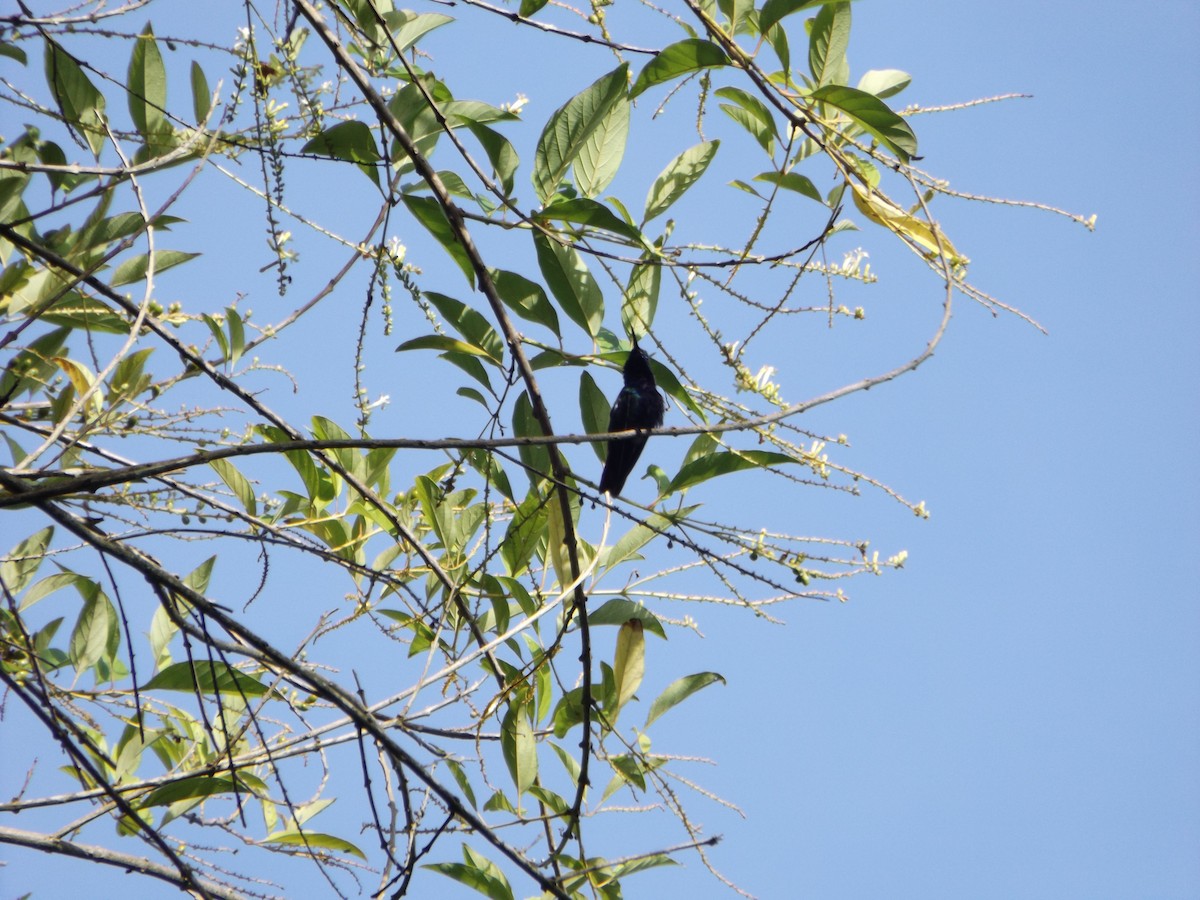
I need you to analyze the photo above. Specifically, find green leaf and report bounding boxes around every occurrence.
[144,661,273,697]
[209,458,257,515]
[0,42,27,65]
[424,291,505,363]
[667,449,794,494]
[533,232,604,337]
[808,1,851,88]
[426,852,514,900]
[643,140,719,224]
[645,672,726,728]
[588,598,666,639]
[301,121,381,188]
[445,758,478,809]
[383,11,453,52]
[127,25,166,142]
[264,830,366,860]
[857,68,912,99]
[396,334,500,366]
[630,39,729,98]
[537,196,644,244]
[612,620,645,715]
[44,39,107,157]
[1,527,53,595]
[139,775,243,808]
[402,193,475,285]
[68,582,118,675]
[621,260,660,338]
[716,87,778,154]
[110,250,200,287]
[466,123,518,195]
[759,0,838,36]
[42,296,129,334]
[489,268,560,337]
[520,0,549,14]
[810,84,918,162]
[190,61,211,122]
[533,64,629,203]
[501,701,537,796]
[512,391,551,483]
[754,170,824,204]
[501,488,548,576]
[0,327,68,402]
[578,371,610,461]
[575,95,630,198]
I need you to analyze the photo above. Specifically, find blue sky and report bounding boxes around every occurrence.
[2,2,1197,898]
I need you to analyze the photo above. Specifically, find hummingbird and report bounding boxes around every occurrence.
[599,338,665,496]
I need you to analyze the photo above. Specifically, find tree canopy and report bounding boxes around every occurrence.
[0,1,1090,897]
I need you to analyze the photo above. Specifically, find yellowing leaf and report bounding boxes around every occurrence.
[850,182,967,266]
[613,619,645,715]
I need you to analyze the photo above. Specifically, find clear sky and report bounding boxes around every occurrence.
[2,2,1197,899]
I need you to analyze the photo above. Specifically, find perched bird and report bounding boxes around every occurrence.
[599,338,665,495]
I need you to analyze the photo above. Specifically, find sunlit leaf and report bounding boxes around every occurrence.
[144,661,273,697]
[850,181,966,263]
[630,39,729,98]
[533,64,629,202]
[667,449,794,494]
[643,140,719,224]
[808,1,851,88]
[754,170,824,204]
[210,457,258,515]
[645,672,726,728]
[264,830,366,860]
[810,84,917,162]
[857,68,912,99]
[127,25,166,142]
[613,619,645,714]
[576,95,630,198]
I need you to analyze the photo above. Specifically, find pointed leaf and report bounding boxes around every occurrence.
[759,0,838,36]
[402,194,475,285]
[645,672,726,728]
[631,39,729,98]
[808,1,851,88]
[537,196,643,244]
[643,140,719,224]
[754,170,824,204]
[533,232,604,337]
[576,94,629,198]
[613,619,645,714]
[578,371,610,461]
[490,268,560,336]
[144,661,273,696]
[533,64,629,202]
[811,84,918,162]
[850,182,965,263]
[44,39,107,157]
[301,121,381,188]
[209,458,258,515]
[667,449,794,494]
[127,25,166,140]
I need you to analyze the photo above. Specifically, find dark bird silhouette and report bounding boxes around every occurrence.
[599,338,665,496]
